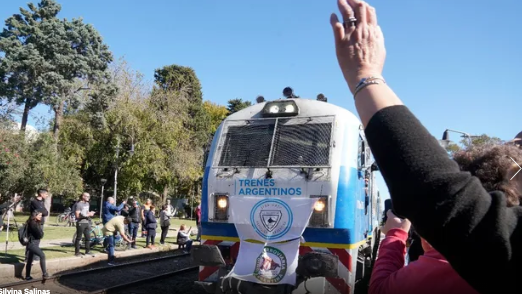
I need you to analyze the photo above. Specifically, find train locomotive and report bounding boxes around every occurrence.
[192,88,382,294]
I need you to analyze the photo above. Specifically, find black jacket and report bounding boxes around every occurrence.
[365,105,521,294]
[127,206,140,223]
[30,198,48,217]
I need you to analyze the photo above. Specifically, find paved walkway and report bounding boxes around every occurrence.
[5,225,192,251]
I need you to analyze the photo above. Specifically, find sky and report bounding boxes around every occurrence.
[1,0,520,201]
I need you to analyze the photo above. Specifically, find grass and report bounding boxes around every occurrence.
[0,224,77,244]
[1,212,196,247]
[0,234,198,264]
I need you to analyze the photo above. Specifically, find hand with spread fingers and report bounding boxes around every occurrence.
[330,0,386,94]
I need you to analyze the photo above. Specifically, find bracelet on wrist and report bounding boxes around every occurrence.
[353,76,386,99]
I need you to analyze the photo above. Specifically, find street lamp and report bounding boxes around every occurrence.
[439,129,473,148]
[99,178,107,220]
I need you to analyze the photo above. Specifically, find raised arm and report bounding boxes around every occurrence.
[331,1,522,293]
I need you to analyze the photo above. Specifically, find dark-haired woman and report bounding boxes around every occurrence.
[25,210,48,280]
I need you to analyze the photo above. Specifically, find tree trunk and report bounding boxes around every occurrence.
[43,193,53,224]
[162,186,169,204]
[53,101,65,141]
[20,98,33,133]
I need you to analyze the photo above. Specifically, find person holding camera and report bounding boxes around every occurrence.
[370,209,478,294]
[74,192,96,257]
[159,204,172,245]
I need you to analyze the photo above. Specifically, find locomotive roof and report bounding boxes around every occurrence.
[225,98,360,125]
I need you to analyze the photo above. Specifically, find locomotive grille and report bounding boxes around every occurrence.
[216,116,334,168]
[270,117,332,167]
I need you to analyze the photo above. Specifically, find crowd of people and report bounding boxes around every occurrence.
[10,190,201,277]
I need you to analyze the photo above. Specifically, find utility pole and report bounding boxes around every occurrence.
[114,137,121,203]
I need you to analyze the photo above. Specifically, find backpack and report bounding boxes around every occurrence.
[18,224,29,246]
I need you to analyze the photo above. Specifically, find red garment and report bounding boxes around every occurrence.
[195,206,201,223]
[369,229,479,294]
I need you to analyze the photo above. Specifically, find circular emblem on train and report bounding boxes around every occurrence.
[250,199,293,240]
[253,246,288,283]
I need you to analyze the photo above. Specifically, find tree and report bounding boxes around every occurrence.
[227,98,252,115]
[152,64,211,202]
[153,64,210,144]
[444,133,504,155]
[203,101,228,135]
[0,131,28,196]
[0,0,115,138]
[0,101,21,129]
[154,65,202,103]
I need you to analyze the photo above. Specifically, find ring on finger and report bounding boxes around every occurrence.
[344,17,357,29]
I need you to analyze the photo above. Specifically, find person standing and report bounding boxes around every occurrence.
[195,204,202,242]
[102,197,126,225]
[159,205,171,245]
[26,189,48,263]
[144,205,157,249]
[29,189,49,227]
[74,192,95,257]
[140,199,152,238]
[103,216,132,266]
[126,200,140,249]
[101,197,126,249]
[24,210,49,280]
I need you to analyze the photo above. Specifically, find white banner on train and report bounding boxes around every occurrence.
[229,196,316,243]
[226,238,301,286]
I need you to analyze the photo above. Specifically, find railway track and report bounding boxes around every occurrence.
[100,266,200,294]
[0,253,196,294]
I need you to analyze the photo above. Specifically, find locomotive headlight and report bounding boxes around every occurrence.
[214,194,229,221]
[268,105,280,113]
[261,100,299,117]
[309,196,329,227]
[217,197,228,208]
[314,200,326,212]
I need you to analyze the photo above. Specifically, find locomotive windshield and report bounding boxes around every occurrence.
[216,116,333,167]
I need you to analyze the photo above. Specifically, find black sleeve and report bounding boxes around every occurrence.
[29,200,38,214]
[365,105,522,294]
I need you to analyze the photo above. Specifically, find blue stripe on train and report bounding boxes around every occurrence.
[202,166,210,223]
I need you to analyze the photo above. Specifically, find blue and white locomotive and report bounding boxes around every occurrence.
[193,88,382,294]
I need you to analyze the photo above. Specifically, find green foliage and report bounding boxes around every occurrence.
[444,134,505,155]
[55,59,217,202]
[0,131,28,195]
[0,128,82,202]
[227,98,252,114]
[154,65,202,103]
[0,0,115,135]
[203,101,228,135]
